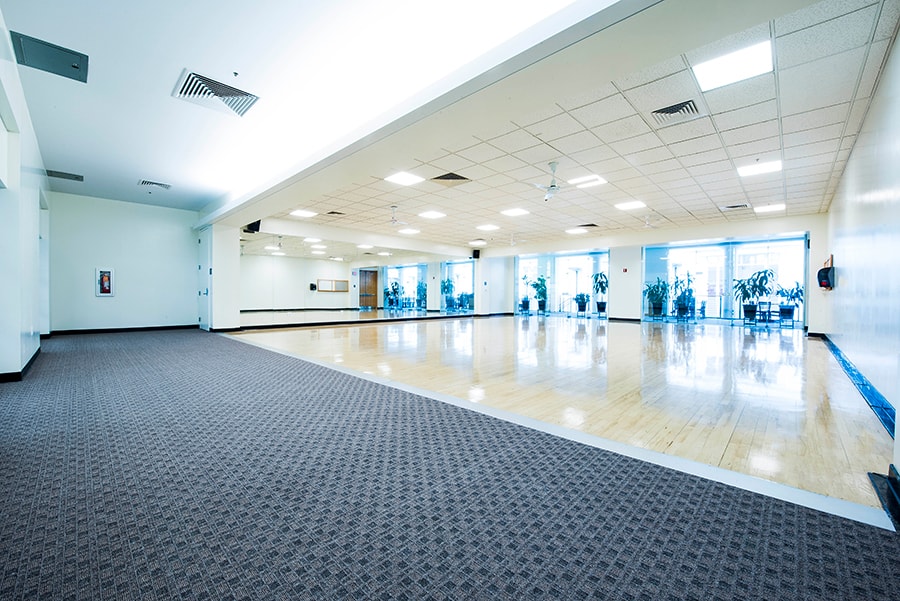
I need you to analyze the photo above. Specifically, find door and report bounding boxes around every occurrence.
[359,270,378,309]
[198,227,212,330]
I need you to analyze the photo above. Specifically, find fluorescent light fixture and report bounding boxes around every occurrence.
[357,244,374,249]
[271,252,285,256]
[331,257,344,262]
[476,224,499,231]
[290,209,317,218]
[419,211,446,219]
[384,171,424,186]
[264,245,279,251]
[615,200,646,211]
[566,227,588,235]
[303,237,321,243]
[753,203,786,213]
[692,41,772,92]
[737,160,782,177]
[567,174,607,188]
[469,239,488,246]
[377,251,392,256]
[310,244,327,249]
[398,228,419,235]
[311,250,325,255]
[501,208,530,217]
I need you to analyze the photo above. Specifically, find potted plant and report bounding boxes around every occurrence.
[592,272,609,314]
[520,275,531,311]
[643,277,669,318]
[673,272,695,320]
[732,269,774,321]
[384,281,403,309]
[574,292,590,312]
[416,281,427,309]
[531,275,548,313]
[777,281,803,321]
[441,278,455,311]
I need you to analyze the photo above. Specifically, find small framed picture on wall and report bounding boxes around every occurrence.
[96,268,114,297]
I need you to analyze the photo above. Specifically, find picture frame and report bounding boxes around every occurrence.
[96,268,114,297]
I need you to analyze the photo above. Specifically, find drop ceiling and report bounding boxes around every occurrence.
[3,0,898,262]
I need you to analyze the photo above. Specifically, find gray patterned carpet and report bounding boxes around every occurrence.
[1,329,898,600]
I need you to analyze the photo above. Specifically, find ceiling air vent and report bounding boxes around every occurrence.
[431,172,470,186]
[173,70,259,117]
[10,32,88,83]
[46,169,83,182]
[577,223,599,228]
[139,179,171,190]
[326,211,345,216]
[719,203,750,211]
[651,99,702,127]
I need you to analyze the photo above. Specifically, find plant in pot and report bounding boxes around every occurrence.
[573,292,590,312]
[531,275,549,313]
[732,269,774,321]
[384,281,403,309]
[416,280,427,309]
[520,275,531,311]
[777,281,804,321]
[643,277,669,318]
[673,272,695,319]
[592,272,609,314]
[440,278,455,311]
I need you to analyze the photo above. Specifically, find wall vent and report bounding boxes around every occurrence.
[138,179,171,190]
[46,169,83,182]
[651,99,702,127]
[173,70,259,117]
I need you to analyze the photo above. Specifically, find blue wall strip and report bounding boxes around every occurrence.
[822,335,895,439]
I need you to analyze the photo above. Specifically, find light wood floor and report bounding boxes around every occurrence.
[231,316,893,510]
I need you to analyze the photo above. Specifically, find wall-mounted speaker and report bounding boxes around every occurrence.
[243,220,261,233]
[472,249,481,259]
[817,266,834,289]
[309,283,317,291]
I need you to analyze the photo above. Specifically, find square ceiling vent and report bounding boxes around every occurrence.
[173,70,258,117]
[10,31,88,83]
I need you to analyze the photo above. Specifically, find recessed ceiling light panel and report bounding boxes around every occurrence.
[385,172,424,186]
[419,211,446,219]
[291,209,317,218]
[753,203,786,213]
[357,244,374,249]
[567,174,607,188]
[615,201,646,211]
[692,41,772,92]
[477,224,499,231]
[469,239,488,246]
[566,227,588,235]
[501,208,530,217]
[398,228,420,235]
[737,160,782,177]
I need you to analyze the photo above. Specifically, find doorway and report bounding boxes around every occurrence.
[359,270,378,309]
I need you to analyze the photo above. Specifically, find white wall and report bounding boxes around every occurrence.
[827,31,900,461]
[48,192,198,331]
[475,256,515,315]
[608,246,643,320]
[0,13,45,376]
[240,254,353,310]
[210,224,241,330]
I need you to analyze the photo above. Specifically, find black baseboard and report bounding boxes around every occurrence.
[610,317,641,323]
[50,324,199,336]
[0,346,41,383]
[868,464,900,529]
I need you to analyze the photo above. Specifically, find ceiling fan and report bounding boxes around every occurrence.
[388,205,408,225]
[533,161,563,201]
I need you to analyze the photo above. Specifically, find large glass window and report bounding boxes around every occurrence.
[441,260,474,313]
[517,252,609,314]
[383,264,426,310]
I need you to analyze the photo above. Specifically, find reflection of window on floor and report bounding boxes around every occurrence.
[644,237,806,321]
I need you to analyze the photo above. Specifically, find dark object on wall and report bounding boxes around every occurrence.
[309,283,317,291]
[817,266,834,289]
[472,249,481,259]
[243,220,261,233]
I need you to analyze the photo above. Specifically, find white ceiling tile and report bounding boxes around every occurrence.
[686,160,733,177]
[841,134,857,150]
[779,46,867,114]
[783,123,843,148]
[783,139,841,160]
[875,0,900,40]
[775,0,876,36]
[547,130,603,154]
[719,120,780,146]
[625,146,675,167]
[585,156,631,175]
[591,114,653,143]
[726,136,781,158]
[557,82,620,110]
[511,144,563,166]
[568,94,636,128]
[836,148,852,162]
[655,117,717,144]
[785,153,837,171]
[524,112,584,141]
[857,38,890,99]
[455,143,506,164]
[568,144,618,166]
[733,152,782,172]
[782,103,850,132]
[776,5,878,70]
[623,71,701,114]
[482,154,529,173]
[638,159,683,176]
[693,170,739,185]
[459,163,499,181]
[713,100,778,131]
[703,73,776,114]
[667,134,724,157]
[608,131,664,156]
[615,56,687,90]
[603,166,644,182]
[513,104,565,127]
[489,128,541,153]
[678,147,730,167]
[428,154,476,173]
[684,23,771,65]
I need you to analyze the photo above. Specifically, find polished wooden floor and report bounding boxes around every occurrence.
[231,316,893,510]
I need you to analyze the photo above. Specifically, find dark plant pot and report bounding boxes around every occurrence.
[676,304,689,318]
[576,301,588,312]
[521,298,530,311]
[538,300,547,312]
[596,301,607,314]
[650,302,663,316]
[742,304,757,321]
[779,305,795,321]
